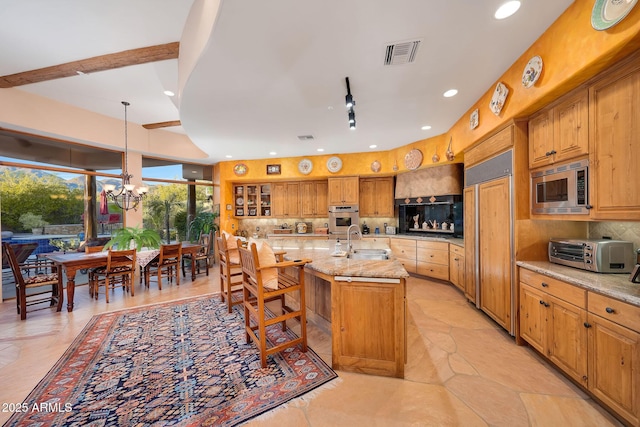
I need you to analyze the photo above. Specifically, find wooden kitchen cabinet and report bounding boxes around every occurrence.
[272,182,300,218]
[587,293,640,426]
[449,244,465,292]
[332,276,406,378]
[529,89,589,169]
[300,180,328,217]
[416,240,449,281]
[328,177,359,205]
[359,177,394,217]
[518,268,588,387]
[589,56,640,220]
[389,238,417,274]
[233,184,272,218]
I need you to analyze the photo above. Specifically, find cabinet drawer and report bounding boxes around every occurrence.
[390,239,417,259]
[398,258,417,274]
[417,248,449,265]
[416,240,449,251]
[519,268,586,308]
[416,262,449,281]
[588,293,640,332]
[450,244,464,256]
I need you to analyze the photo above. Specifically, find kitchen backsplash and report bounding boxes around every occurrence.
[237,217,396,238]
[589,222,640,250]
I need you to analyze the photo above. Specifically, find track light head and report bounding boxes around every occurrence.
[348,110,355,123]
[350,120,356,130]
[345,94,354,109]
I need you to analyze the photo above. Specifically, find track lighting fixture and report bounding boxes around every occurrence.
[345,77,356,129]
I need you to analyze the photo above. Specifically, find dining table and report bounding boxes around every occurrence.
[44,242,205,312]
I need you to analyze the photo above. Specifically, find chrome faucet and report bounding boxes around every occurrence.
[347,224,362,252]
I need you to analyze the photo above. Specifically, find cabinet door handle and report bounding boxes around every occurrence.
[605,307,615,314]
[549,150,557,155]
[583,322,591,328]
[539,300,549,307]
[541,282,549,287]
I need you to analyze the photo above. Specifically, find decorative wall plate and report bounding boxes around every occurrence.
[371,160,381,173]
[298,158,313,175]
[469,109,479,130]
[591,0,638,30]
[404,148,423,170]
[233,163,248,176]
[326,156,343,173]
[522,56,543,88]
[489,82,509,116]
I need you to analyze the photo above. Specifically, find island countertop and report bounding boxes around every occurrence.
[267,239,409,280]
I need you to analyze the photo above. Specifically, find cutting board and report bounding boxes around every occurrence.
[272,229,293,234]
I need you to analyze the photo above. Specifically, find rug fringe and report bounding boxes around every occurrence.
[246,376,343,424]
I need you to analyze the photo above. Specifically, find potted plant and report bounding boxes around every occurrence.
[104,226,161,251]
[49,238,80,254]
[19,212,49,235]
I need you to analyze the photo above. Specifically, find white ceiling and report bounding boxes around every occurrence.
[0,0,574,164]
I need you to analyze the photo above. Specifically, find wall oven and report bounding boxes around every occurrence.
[328,205,359,235]
[531,158,589,215]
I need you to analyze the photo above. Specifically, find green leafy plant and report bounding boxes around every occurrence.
[19,212,49,230]
[188,212,219,242]
[104,227,161,250]
[49,238,80,252]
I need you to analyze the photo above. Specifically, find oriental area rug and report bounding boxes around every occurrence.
[5,295,338,426]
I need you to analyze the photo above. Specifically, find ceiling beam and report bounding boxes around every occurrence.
[0,42,180,88]
[142,120,182,129]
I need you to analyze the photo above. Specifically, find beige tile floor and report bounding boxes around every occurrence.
[0,270,623,426]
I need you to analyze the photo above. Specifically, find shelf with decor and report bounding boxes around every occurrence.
[233,184,272,218]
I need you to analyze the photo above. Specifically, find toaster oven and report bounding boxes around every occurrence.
[548,238,635,273]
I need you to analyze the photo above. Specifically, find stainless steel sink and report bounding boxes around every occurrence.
[347,249,390,260]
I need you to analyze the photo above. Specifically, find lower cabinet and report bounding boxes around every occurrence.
[416,240,449,281]
[389,238,417,274]
[587,293,640,427]
[449,244,465,292]
[519,267,640,426]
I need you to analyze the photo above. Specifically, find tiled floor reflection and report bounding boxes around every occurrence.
[0,271,623,426]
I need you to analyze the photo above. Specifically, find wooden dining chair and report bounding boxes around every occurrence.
[2,242,62,320]
[217,234,243,313]
[84,245,104,297]
[182,231,211,278]
[91,248,136,303]
[144,243,182,290]
[238,242,311,368]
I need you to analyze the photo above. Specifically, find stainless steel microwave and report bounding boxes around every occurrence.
[531,159,589,215]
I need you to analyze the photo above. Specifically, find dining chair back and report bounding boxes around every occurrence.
[145,243,182,290]
[2,242,62,320]
[238,242,310,368]
[182,231,211,278]
[91,248,136,303]
[217,234,243,312]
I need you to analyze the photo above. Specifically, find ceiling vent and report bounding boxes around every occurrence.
[384,39,421,66]
[297,135,315,141]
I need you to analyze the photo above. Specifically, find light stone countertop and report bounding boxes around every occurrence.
[268,239,410,280]
[517,261,640,306]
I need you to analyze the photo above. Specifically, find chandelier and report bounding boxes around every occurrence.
[103,101,148,211]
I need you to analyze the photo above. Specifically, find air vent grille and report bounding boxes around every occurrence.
[384,40,421,66]
[297,135,315,141]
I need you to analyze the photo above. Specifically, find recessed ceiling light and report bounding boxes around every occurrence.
[495,1,521,19]
[269,151,277,155]
[369,144,377,149]
[317,148,324,152]
[443,89,458,98]
[163,90,175,97]
[421,125,432,130]
[225,155,232,159]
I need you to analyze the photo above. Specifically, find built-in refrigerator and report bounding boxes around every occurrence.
[464,150,516,335]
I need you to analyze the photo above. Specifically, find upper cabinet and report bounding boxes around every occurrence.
[589,54,640,220]
[529,89,589,169]
[360,177,394,217]
[328,177,359,205]
[234,184,272,218]
[300,181,328,217]
[272,182,300,218]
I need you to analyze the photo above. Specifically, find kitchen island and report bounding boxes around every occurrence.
[268,238,409,378]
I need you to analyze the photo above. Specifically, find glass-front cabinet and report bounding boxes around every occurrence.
[234,184,271,218]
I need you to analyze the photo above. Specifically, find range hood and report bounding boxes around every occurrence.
[395,163,463,204]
